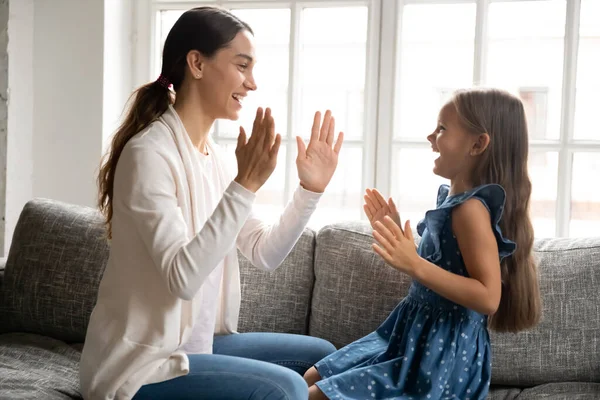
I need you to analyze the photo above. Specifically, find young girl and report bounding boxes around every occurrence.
[304,88,542,400]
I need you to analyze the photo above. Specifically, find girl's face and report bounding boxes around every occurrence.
[195,30,258,121]
[427,103,486,184]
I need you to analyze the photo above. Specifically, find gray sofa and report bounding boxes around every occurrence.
[0,198,599,399]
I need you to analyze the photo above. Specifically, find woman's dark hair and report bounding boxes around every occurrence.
[98,7,252,238]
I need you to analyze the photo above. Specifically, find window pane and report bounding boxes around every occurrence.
[290,146,363,229]
[218,141,287,223]
[487,0,566,140]
[390,148,448,226]
[529,151,558,237]
[219,9,291,139]
[158,10,185,58]
[570,153,600,237]
[390,149,558,238]
[395,3,476,139]
[574,0,600,140]
[298,7,368,141]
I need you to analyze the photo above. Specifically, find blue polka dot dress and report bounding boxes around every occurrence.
[315,184,517,400]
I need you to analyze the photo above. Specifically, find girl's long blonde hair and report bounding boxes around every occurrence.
[452,88,542,332]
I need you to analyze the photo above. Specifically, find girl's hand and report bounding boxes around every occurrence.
[363,189,401,229]
[296,110,344,193]
[372,216,421,276]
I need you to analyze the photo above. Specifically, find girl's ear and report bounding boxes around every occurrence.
[471,133,490,156]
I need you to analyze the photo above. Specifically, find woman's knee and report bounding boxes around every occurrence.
[305,337,337,364]
[270,367,309,400]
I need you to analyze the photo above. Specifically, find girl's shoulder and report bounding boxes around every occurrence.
[418,184,517,263]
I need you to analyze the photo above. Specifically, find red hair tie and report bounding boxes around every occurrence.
[157,74,171,89]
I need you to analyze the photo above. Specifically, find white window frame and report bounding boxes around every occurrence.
[133,0,600,236]
[377,0,600,237]
[133,0,380,209]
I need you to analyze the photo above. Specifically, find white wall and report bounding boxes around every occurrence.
[0,0,137,255]
[103,0,134,150]
[0,0,7,255]
[5,0,34,255]
[32,0,105,210]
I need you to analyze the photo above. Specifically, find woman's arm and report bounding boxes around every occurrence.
[236,110,343,271]
[115,144,255,300]
[236,184,322,271]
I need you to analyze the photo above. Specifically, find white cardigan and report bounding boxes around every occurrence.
[79,106,322,400]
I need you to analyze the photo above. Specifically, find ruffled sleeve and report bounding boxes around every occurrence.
[417,185,451,264]
[467,184,517,261]
[417,184,516,265]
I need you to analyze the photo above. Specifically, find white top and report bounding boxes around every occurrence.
[182,149,224,354]
[79,105,322,400]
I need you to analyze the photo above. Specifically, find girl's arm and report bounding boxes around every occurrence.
[373,198,502,315]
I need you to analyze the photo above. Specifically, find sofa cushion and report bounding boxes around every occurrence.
[238,229,316,335]
[0,199,109,343]
[490,237,600,386]
[517,382,600,399]
[312,222,600,388]
[0,333,81,399]
[309,222,413,348]
[488,386,521,400]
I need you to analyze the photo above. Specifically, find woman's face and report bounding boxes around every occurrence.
[196,30,258,121]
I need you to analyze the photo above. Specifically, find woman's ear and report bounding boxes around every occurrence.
[471,132,490,156]
[186,50,204,79]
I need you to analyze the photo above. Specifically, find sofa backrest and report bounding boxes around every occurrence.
[0,199,109,343]
[0,198,317,342]
[238,230,317,335]
[489,236,600,386]
[310,222,600,387]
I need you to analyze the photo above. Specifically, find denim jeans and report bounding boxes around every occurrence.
[133,332,336,400]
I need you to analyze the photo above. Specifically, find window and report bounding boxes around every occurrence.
[147,1,375,228]
[137,0,600,237]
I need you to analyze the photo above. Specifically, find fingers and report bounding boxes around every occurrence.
[363,204,374,222]
[326,116,335,145]
[388,197,399,214]
[296,136,307,158]
[269,133,282,159]
[374,220,396,246]
[383,216,404,238]
[333,132,344,154]
[405,220,414,241]
[372,243,392,264]
[372,189,387,208]
[263,109,275,151]
[237,126,247,152]
[319,110,332,142]
[249,107,264,146]
[363,193,377,216]
[255,107,271,148]
[373,229,394,253]
[311,111,321,143]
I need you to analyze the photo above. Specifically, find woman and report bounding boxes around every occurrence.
[80,6,343,400]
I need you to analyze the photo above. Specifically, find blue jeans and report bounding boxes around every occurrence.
[133,332,336,400]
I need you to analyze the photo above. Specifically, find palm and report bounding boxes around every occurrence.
[296,111,344,193]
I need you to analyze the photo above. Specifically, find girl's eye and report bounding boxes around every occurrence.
[238,64,248,70]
